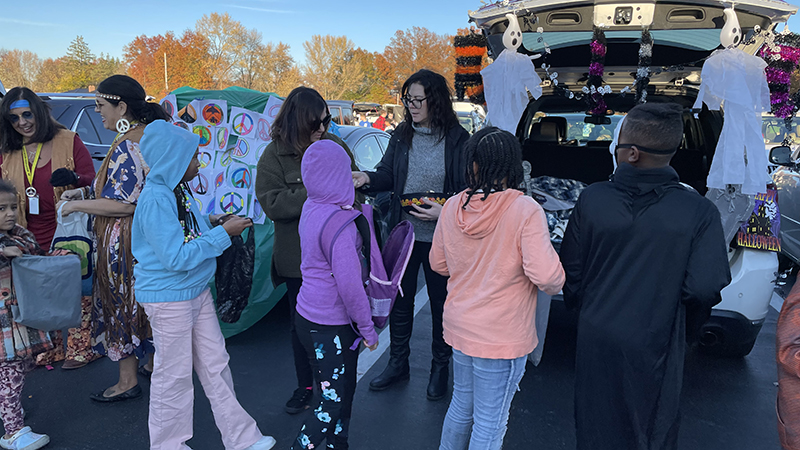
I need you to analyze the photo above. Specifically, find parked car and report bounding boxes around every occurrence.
[40,93,116,172]
[338,125,390,172]
[327,100,355,126]
[453,102,486,134]
[469,0,798,357]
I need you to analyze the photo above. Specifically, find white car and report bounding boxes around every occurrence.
[470,0,798,357]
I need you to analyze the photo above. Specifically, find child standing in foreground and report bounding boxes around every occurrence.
[431,128,565,450]
[292,140,378,450]
[0,180,53,450]
[132,121,275,450]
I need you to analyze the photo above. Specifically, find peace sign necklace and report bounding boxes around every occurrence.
[22,143,42,215]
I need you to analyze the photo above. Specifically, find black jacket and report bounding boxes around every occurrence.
[363,122,469,229]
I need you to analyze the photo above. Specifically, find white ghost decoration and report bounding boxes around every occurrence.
[481,13,542,133]
[720,7,742,48]
[502,13,523,50]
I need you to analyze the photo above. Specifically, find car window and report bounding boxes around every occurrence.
[87,108,117,145]
[353,135,383,171]
[75,108,101,145]
[527,113,624,144]
[343,108,353,125]
[376,134,389,152]
[48,105,71,122]
[330,107,342,125]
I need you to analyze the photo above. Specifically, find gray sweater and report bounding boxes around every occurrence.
[402,125,446,242]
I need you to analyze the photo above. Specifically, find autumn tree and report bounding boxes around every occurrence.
[302,35,363,100]
[344,49,393,103]
[249,42,302,97]
[0,49,42,90]
[195,12,248,88]
[383,27,455,90]
[36,58,70,92]
[124,31,213,98]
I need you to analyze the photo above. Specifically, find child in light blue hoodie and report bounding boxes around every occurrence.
[133,120,275,450]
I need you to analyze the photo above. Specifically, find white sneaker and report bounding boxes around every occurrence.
[0,427,49,450]
[243,436,276,450]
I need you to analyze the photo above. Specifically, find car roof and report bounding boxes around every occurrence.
[327,100,355,107]
[337,125,390,141]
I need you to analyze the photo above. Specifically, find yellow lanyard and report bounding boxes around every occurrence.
[22,143,43,188]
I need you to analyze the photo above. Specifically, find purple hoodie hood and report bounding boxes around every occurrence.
[301,140,355,208]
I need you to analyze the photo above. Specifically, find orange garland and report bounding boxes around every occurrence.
[456,65,483,74]
[455,46,486,57]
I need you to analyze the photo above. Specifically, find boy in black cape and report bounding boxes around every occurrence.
[560,103,732,450]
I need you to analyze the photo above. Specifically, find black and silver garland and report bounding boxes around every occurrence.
[634,30,653,103]
[585,27,609,115]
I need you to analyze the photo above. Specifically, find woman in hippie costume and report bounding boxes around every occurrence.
[0,88,97,370]
[58,75,171,402]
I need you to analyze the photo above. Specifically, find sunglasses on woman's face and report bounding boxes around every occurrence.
[8,111,33,124]
[313,113,332,130]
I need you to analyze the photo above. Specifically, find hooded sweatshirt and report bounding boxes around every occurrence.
[132,120,231,304]
[430,188,565,359]
[296,140,378,345]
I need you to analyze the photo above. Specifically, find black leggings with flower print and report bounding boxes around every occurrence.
[292,314,359,450]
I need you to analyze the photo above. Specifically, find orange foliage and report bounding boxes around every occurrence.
[123,31,213,99]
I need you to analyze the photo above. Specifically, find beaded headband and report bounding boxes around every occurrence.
[95,93,122,101]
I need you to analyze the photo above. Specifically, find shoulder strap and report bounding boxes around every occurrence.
[318,209,361,266]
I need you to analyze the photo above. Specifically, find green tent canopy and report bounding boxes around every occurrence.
[172,86,286,338]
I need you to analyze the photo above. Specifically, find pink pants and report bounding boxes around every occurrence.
[141,289,262,450]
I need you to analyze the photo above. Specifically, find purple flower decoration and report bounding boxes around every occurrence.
[589,62,605,77]
[766,67,792,85]
[590,40,607,57]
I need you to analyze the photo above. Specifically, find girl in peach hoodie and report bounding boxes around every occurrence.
[431,127,565,450]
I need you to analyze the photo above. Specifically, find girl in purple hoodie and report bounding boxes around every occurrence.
[292,139,378,450]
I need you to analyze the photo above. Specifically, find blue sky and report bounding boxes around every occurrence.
[0,0,477,63]
[3,1,800,64]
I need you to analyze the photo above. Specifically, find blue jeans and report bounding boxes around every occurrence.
[439,350,527,450]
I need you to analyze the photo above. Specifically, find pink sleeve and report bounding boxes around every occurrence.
[520,205,566,296]
[72,134,96,188]
[430,213,449,277]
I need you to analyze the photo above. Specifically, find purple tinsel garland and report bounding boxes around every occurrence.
[589,62,604,77]
[590,40,607,57]
[766,67,792,85]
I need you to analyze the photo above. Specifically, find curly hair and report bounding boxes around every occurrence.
[397,69,459,145]
[462,127,524,209]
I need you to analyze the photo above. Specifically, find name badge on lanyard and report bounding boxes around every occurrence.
[23,143,42,216]
[25,187,39,215]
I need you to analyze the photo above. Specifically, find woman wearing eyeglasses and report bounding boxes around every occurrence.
[256,87,362,419]
[0,87,99,371]
[352,69,469,401]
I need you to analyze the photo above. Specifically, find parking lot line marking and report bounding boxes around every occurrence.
[771,291,784,313]
[357,288,430,382]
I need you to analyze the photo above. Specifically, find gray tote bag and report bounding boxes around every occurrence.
[11,254,82,331]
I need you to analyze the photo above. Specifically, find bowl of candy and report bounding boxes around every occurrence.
[400,192,448,214]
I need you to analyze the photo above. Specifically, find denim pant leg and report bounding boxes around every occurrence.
[439,350,474,450]
[470,354,527,450]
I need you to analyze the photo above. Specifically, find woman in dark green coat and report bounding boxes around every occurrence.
[255,87,360,416]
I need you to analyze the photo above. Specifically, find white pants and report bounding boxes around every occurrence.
[141,289,262,450]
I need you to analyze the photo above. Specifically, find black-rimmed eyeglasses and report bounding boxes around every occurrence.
[402,96,427,109]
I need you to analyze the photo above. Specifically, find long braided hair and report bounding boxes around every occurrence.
[463,127,524,209]
[174,182,201,240]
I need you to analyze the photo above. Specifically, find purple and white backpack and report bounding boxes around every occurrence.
[319,203,414,329]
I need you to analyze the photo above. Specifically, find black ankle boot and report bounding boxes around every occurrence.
[369,361,410,391]
[426,364,449,401]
